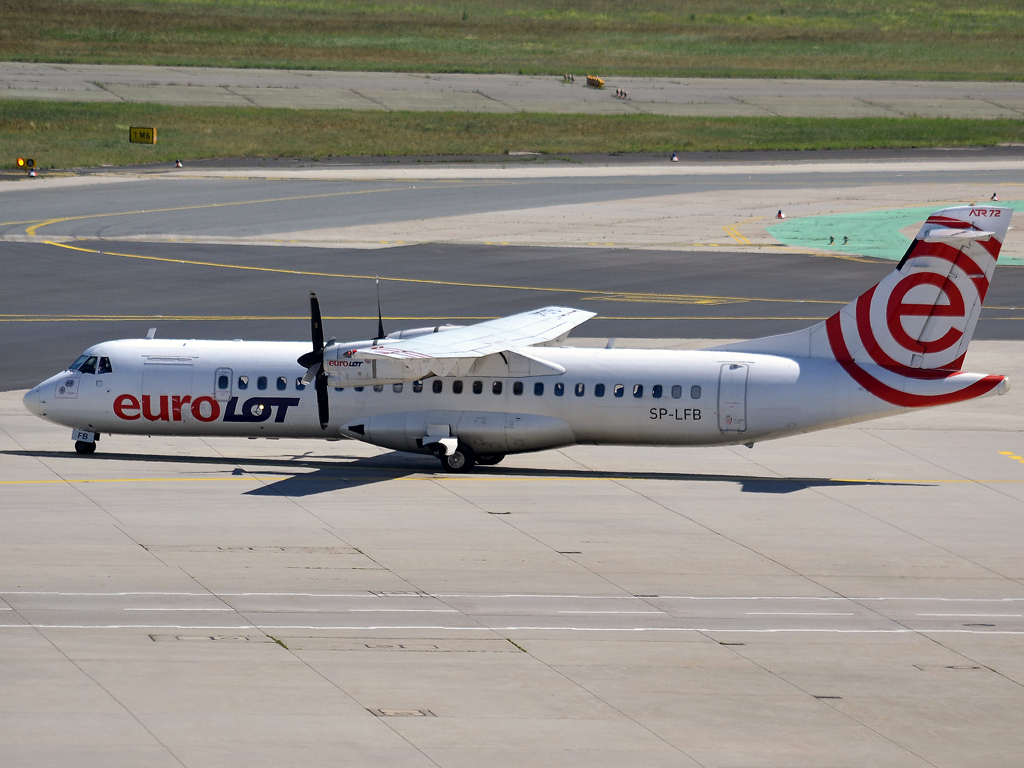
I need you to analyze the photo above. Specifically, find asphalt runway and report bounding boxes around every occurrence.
[3,160,1024,241]
[7,235,1024,391]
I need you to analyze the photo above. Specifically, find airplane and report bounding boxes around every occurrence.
[23,205,1013,473]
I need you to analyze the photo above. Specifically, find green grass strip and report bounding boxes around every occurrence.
[2,100,1024,170]
[2,0,1023,80]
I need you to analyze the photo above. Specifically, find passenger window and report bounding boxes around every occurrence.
[68,354,89,372]
[334,387,344,392]
[513,382,523,396]
[295,378,306,391]
[98,357,113,374]
[554,383,564,397]
[575,383,585,397]
[472,380,483,394]
[432,380,443,394]
[493,381,503,395]
[594,383,605,397]
[652,385,662,399]
[671,385,682,399]
[257,376,268,390]
[218,374,229,390]
[691,385,702,399]
[413,381,423,393]
[613,384,624,398]
[534,382,544,396]
[373,384,384,392]
[633,384,644,398]
[393,383,403,393]
[277,376,287,391]
[355,386,364,392]
[238,375,249,390]
[453,380,464,394]
[79,356,98,375]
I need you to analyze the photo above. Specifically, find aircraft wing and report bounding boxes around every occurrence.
[324,307,595,384]
[363,306,595,360]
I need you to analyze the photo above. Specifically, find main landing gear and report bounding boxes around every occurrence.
[436,446,506,473]
[74,440,96,455]
[439,443,476,473]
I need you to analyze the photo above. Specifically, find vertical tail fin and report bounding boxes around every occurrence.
[830,205,1010,373]
[713,205,1012,407]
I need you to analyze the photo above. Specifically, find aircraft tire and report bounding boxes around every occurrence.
[476,453,505,466]
[74,440,96,455]
[440,444,476,473]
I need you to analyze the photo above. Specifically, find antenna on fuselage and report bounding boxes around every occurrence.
[146,328,157,339]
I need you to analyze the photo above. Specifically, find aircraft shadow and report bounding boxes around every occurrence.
[2,449,920,497]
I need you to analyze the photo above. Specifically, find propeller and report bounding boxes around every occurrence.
[296,292,330,430]
[374,276,385,342]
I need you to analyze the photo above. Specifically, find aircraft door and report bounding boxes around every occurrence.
[214,368,233,401]
[142,361,195,422]
[717,363,748,433]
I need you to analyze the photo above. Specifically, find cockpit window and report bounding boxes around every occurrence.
[78,356,98,375]
[98,357,113,374]
[68,354,89,372]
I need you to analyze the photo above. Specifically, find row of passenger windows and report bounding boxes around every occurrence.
[218,374,702,400]
[228,375,307,392]
[335,380,702,400]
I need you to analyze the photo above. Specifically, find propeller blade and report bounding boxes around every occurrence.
[310,292,325,353]
[315,369,330,430]
[297,350,321,369]
[375,277,385,341]
[300,362,321,386]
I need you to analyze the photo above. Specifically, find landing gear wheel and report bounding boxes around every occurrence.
[439,444,475,473]
[476,453,505,466]
[74,440,96,455]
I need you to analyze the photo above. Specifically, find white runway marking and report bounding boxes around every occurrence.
[122,607,236,612]
[7,591,1024,601]
[2,624,1023,634]
[558,611,665,614]
[747,612,856,616]
[917,613,1023,618]
[347,609,458,613]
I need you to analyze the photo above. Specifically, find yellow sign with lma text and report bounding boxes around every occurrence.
[129,127,157,144]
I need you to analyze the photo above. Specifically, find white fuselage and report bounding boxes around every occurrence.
[24,338,906,455]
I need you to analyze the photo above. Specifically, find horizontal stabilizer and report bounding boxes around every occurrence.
[923,227,996,243]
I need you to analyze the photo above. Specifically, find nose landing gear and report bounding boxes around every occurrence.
[72,429,99,454]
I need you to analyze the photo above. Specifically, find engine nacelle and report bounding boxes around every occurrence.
[344,410,575,455]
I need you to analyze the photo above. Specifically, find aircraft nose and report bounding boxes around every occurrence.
[22,386,42,416]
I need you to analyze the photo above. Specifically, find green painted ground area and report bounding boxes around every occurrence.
[768,201,1024,264]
